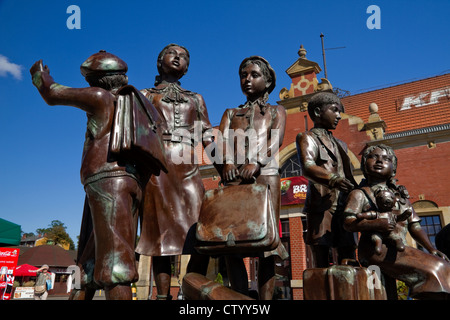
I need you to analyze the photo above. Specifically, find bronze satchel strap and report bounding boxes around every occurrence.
[83,170,139,186]
[161,133,194,145]
[220,176,257,187]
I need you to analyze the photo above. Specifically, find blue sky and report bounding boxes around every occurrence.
[0,0,449,246]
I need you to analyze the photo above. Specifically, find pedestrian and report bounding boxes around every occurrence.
[30,265,51,300]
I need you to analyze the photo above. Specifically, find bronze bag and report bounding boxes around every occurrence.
[195,183,280,255]
[303,259,387,300]
[110,85,168,174]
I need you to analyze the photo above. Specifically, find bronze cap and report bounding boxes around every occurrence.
[80,50,128,77]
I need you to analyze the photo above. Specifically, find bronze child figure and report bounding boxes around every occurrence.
[30,51,160,299]
[296,92,357,267]
[344,144,450,299]
[135,44,213,300]
[218,56,288,300]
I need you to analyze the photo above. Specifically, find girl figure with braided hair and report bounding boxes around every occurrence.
[218,56,288,300]
[344,144,450,299]
[136,44,213,300]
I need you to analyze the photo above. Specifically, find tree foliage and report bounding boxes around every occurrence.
[36,220,75,250]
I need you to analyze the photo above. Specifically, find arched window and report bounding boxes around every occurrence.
[418,215,442,249]
[280,154,302,178]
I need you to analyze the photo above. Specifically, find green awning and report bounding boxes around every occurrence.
[0,218,21,246]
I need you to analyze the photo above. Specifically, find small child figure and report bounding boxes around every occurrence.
[357,187,412,255]
[344,144,450,299]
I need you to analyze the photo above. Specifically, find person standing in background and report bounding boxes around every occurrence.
[30,264,51,300]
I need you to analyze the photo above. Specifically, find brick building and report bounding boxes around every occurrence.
[197,45,450,300]
[137,45,450,300]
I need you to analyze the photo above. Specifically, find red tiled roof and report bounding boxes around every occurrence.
[341,73,450,134]
[17,245,76,268]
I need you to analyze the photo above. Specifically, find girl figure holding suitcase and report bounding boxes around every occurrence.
[30,265,52,300]
[218,56,288,300]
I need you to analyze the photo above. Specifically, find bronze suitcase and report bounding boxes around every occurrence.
[195,183,280,255]
[303,260,387,300]
[182,273,253,300]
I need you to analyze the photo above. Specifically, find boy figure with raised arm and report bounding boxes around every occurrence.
[30,51,161,299]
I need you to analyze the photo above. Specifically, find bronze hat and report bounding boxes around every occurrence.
[80,50,128,77]
[239,55,276,94]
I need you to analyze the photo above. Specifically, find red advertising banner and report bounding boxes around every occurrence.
[0,248,20,300]
[280,176,309,206]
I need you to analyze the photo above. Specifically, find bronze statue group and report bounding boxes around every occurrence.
[30,44,450,300]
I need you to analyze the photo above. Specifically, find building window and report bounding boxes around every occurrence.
[418,215,442,250]
[280,155,302,178]
[281,219,290,238]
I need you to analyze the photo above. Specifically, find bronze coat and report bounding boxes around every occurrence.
[136,83,213,256]
[297,128,357,246]
[219,102,288,259]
